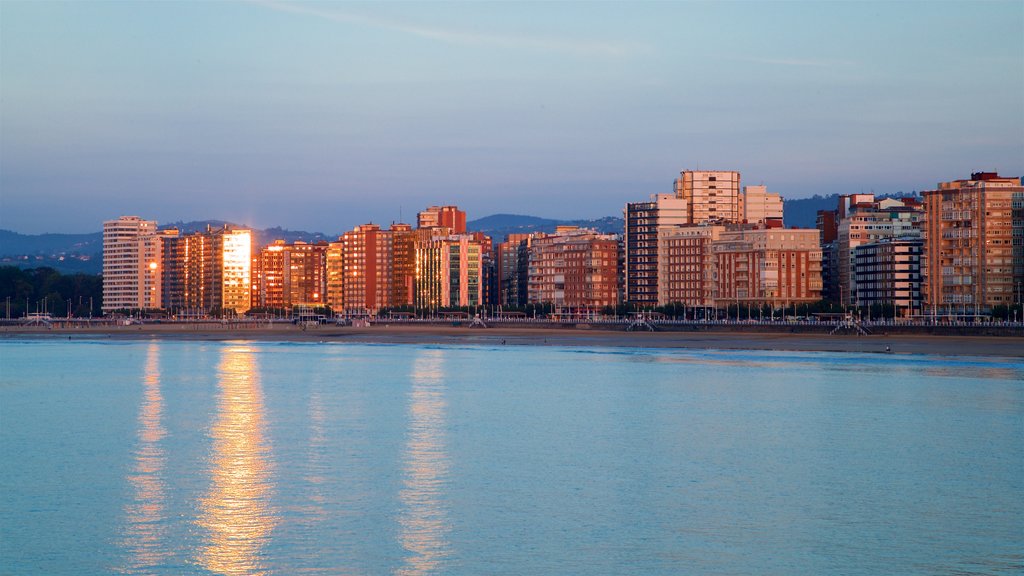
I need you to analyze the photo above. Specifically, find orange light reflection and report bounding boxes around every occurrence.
[195,346,276,576]
[120,343,168,573]
[397,350,452,576]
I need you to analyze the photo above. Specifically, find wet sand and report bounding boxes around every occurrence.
[4,323,1023,358]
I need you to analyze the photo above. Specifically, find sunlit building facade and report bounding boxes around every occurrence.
[741,185,783,226]
[922,172,1024,313]
[417,205,467,234]
[657,225,726,307]
[712,228,822,307]
[390,223,417,308]
[252,240,327,309]
[414,234,484,309]
[325,240,345,312]
[527,227,619,308]
[339,224,394,314]
[674,170,742,224]
[162,225,252,315]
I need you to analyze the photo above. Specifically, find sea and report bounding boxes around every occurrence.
[1,338,1022,575]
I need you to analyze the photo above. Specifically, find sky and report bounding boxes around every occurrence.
[1,1,1022,235]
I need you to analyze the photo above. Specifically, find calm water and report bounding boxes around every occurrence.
[1,339,1022,575]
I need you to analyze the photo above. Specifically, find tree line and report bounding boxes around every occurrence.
[0,266,102,318]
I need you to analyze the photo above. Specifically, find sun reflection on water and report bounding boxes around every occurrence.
[397,350,452,576]
[195,346,276,575]
[120,343,168,573]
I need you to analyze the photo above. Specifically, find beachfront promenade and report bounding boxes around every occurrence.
[4,314,1023,336]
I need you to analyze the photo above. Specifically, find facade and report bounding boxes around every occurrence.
[102,216,159,313]
[417,205,466,233]
[712,228,822,307]
[816,209,839,246]
[414,234,484,309]
[339,224,394,314]
[836,195,923,305]
[741,185,783,226]
[922,172,1024,313]
[252,240,327,309]
[325,240,345,312]
[390,223,416,308]
[853,238,923,315]
[497,233,534,307]
[623,194,689,306]
[162,226,252,315]
[674,170,742,224]
[657,225,726,307]
[527,227,619,308]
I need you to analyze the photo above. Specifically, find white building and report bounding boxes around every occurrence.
[102,216,159,313]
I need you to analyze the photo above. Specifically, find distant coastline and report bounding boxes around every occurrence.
[3,324,1022,359]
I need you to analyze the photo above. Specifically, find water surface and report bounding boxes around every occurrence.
[1,339,1022,575]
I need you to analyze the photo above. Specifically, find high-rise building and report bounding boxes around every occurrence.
[414,234,484,309]
[417,205,467,234]
[252,240,327,309]
[712,228,822,307]
[103,215,157,312]
[741,185,783,226]
[497,233,535,307]
[922,172,1024,313]
[853,238,923,316]
[527,227,619,309]
[102,216,170,313]
[836,195,923,305]
[624,194,689,306]
[162,225,252,316]
[390,223,417,308]
[657,225,726,307]
[674,170,742,224]
[325,240,345,312]
[339,224,394,314]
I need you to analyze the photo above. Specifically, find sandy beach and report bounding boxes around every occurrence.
[3,323,1022,358]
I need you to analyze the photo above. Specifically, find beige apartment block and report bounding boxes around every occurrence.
[922,172,1023,312]
[712,228,822,307]
[102,216,159,313]
[657,225,726,307]
[741,185,783,225]
[674,170,742,224]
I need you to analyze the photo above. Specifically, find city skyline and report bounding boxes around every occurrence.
[2,1,1022,234]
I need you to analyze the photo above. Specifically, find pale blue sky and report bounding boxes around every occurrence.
[1,1,1021,234]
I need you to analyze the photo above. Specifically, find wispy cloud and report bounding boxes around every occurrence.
[249,0,641,58]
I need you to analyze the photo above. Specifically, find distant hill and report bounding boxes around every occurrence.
[0,221,337,275]
[0,230,103,274]
[468,214,624,242]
